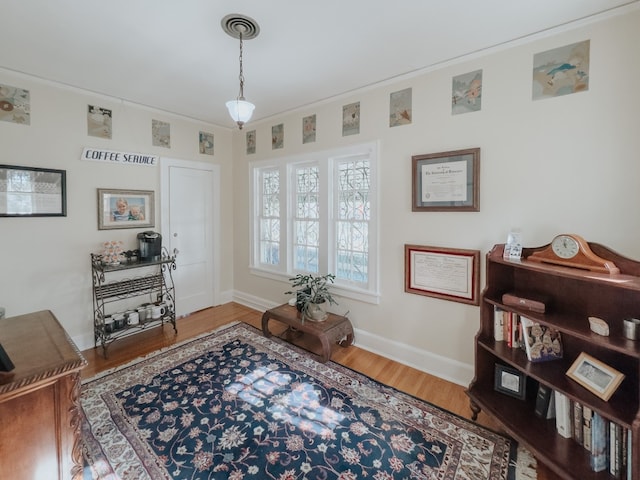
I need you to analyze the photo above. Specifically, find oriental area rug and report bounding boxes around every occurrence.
[81,322,536,480]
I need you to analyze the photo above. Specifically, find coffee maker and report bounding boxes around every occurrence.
[137,231,162,261]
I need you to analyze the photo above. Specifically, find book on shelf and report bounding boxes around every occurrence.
[554,391,572,439]
[573,402,583,444]
[505,312,522,349]
[493,306,504,342]
[520,317,563,362]
[610,422,622,478]
[590,411,609,473]
[545,390,556,419]
[627,428,632,480]
[534,384,555,419]
[583,406,593,451]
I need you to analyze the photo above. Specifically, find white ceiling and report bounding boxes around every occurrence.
[2,0,637,128]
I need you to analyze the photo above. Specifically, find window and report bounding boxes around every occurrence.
[251,142,379,303]
[293,165,320,273]
[258,168,280,266]
[335,157,370,284]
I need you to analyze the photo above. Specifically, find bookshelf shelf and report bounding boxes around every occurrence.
[467,242,640,479]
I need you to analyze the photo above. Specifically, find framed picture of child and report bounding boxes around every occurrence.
[97,188,154,230]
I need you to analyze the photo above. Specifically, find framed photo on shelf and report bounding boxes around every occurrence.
[566,352,625,402]
[404,244,480,305]
[494,364,527,399]
[0,164,66,217]
[97,188,154,230]
[411,148,480,212]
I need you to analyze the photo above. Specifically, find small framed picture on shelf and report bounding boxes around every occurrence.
[494,364,527,400]
[566,352,625,402]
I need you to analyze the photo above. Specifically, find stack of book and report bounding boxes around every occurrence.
[493,308,563,362]
[536,386,632,478]
[493,307,522,348]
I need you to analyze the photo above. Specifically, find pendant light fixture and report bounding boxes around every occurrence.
[222,14,260,129]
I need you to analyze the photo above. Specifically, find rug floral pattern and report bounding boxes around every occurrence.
[82,324,516,479]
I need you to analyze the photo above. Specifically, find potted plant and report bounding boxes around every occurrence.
[285,273,338,322]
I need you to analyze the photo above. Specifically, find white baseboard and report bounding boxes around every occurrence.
[352,328,473,387]
[232,290,474,387]
[232,290,279,312]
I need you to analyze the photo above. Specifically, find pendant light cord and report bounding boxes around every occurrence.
[238,32,245,100]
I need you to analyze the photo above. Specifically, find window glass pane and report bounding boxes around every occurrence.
[293,166,319,273]
[259,169,280,265]
[336,160,370,283]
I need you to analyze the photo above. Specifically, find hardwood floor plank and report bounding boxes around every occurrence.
[80,302,555,479]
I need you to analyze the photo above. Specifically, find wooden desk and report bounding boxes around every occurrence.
[262,303,354,362]
[0,310,87,480]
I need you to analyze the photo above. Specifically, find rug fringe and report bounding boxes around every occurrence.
[514,445,537,480]
[82,321,241,384]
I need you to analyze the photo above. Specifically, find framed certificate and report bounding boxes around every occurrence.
[404,244,480,305]
[411,148,480,212]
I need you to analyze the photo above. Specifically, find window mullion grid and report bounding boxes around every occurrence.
[251,142,377,298]
[335,158,370,285]
[292,163,320,273]
[258,168,281,268]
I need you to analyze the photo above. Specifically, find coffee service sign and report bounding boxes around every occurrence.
[81,147,158,167]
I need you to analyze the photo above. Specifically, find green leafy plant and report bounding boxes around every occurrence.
[285,273,338,317]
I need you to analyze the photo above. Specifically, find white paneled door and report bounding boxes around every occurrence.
[161,158,220,317]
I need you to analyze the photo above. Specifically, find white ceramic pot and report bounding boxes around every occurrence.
[151,304,166,319]
[127,311,139,325]
[306,301,328,321]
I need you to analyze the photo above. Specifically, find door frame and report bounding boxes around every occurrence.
[160,157,221,309]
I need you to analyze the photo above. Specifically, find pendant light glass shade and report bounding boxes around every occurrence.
[226,97,255,129]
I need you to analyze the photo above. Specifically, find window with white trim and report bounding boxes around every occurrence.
[250,143,379,301]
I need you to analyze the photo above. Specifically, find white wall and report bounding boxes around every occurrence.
[231,9,640,385]
[0,72,235,350]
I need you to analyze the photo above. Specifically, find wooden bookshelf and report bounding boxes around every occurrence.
[467,242,640,479]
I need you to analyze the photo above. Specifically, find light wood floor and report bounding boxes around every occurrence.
[81,302,557,479]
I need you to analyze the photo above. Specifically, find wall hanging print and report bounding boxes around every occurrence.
[87,105,113,139]
[272,124,284,150]
[152,119,171,148]
[533,40,590,100]
[303,114,316,144]
[452,70,482,115]
[0,83,30,125]
[389,88,412,126]
[342,102,360,136]
[246,130,256,155]
[199,131,214,155]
